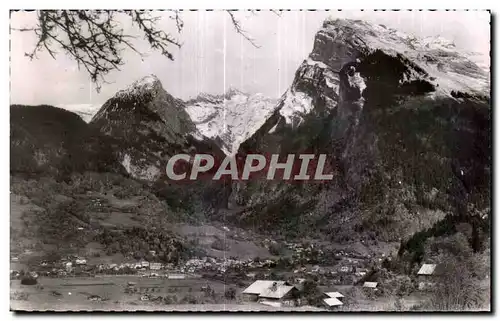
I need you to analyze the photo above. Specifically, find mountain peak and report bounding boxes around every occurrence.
[114,74,163,100]
[225,87,246,98]
[185,90,277,155]
[310,18,489,98]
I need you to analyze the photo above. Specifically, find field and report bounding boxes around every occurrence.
[10,275,330,311]
[10,275,428,312]
[10,275,248,311]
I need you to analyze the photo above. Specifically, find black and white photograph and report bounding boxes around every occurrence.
[8,9,491,312]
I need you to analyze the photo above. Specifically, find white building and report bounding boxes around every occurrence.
[324,292,344,299]
[242,280,298,305]
[417,263,437,276]
[323,297,343,309]
[363,282,378,289]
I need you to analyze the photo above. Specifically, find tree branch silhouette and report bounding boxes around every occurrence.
[16,10,260,91]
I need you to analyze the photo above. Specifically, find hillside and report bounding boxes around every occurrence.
[10,104,120,177]
[231,19,490,247]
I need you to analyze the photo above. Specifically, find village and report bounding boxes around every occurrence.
[10,239,442,310]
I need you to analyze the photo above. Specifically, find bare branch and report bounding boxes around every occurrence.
[227,11,260,48]
[125,10,181,60]
[16,10,267,89]
[168,10,184,34]
[18,10,181,91]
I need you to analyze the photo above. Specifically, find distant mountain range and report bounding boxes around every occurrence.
[11,18,491,246]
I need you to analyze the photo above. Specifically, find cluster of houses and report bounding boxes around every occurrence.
[96,261,168,272]
[239,262,441,310]
[12,256,176,277]
[241,279,349,310]
[322,292,345,309]
[181,257,279,275]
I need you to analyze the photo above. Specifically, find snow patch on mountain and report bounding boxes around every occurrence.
[58,104,101,123]
[278,90,314,127]
[185,90,277,155]
[115,74,162,100]
[317,19,489,98]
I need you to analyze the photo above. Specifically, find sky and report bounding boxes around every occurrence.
[10,10,490,108]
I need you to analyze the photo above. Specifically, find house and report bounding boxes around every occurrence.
[150,263,162,270]
[141,261,150,268]
[363,282,378,289]
[242,280,285,301]
[417,264,437,276]
[417,263,444,290]
[324,292,344,299]
[242,280,298,305]
[75,258,87,265]
[323,297,343,309]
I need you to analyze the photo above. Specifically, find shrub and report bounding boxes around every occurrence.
[269,243,284,256]
[422,259,484,311]
[20,276,37,285]
[180,294,198,304]
[211,238,228,251]
[224,288,236,300]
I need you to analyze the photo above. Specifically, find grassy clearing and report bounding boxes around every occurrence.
[10,275,246,310]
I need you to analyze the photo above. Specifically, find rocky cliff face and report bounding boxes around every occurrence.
[89,75,230,215]
[90,75,221,181]
[232,19,490,241]
[185,89,277,155]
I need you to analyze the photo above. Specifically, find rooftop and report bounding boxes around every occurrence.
[417,263,437,275]
[323,298,343,307]
[363,282,378,288]
[242,280,295,299]
[259,285,296,299]
[325,292,344,298]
